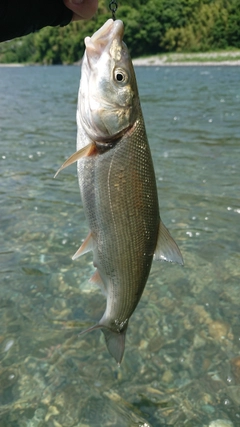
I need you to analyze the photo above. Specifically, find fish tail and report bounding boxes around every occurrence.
[79,323,126,364]
[101,328,126,365]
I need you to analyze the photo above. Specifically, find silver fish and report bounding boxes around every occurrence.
[55,19,183,364]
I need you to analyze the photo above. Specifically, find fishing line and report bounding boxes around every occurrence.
[109,0,118,20]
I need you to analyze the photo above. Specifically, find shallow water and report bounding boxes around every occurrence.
[0,65,240,427]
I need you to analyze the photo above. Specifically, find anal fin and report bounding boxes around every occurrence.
[154,220,183,265]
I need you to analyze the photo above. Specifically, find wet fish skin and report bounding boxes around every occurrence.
[56,19,183,364]
[77,116,160,363]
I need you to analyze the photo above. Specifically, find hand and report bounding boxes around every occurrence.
[63,0,98,21]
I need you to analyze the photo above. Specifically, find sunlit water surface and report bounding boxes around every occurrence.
[0,65,240,427]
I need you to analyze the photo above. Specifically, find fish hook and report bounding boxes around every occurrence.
[109,0,118,21]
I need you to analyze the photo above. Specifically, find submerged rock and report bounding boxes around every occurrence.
[209,419,234,427]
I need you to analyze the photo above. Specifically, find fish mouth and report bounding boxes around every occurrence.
[84,19,124,59]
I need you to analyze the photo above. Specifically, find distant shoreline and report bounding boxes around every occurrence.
[0,63,25,67]
[1,50,240,67]
[132,51,240,66]
[132,59,240,66]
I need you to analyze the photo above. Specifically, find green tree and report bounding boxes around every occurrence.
[0,0,240,63]
[227,0,240,48]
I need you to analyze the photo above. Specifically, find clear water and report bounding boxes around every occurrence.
[0,65,239,427]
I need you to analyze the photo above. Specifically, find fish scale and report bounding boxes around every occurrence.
[78,114,159,359]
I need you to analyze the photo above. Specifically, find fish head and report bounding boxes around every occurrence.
[79,19,139,141]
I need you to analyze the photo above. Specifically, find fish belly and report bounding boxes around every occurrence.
[77,116,159,327]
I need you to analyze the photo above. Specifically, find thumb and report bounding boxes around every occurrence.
[63,0,98,21]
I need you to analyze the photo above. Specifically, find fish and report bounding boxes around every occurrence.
[55,18,183,364]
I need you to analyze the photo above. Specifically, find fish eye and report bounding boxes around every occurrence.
[116,73,124,81]
[114,69,128,84]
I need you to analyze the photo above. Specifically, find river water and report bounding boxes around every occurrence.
[0,65,239,427]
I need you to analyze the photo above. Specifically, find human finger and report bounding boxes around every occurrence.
[63,0,98,21]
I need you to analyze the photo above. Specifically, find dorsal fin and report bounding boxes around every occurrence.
[154,220,183,265]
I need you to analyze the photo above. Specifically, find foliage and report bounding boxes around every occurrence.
[0,0,239,63]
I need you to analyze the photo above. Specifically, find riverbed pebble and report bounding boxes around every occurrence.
[209,419,234,427]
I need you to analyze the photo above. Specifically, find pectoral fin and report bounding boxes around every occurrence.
[154,220,183,265]
[54,142,96,178]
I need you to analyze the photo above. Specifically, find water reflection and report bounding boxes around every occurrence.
[0,65,240,426]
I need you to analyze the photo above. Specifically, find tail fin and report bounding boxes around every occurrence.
[101,328,126,365]
[79,323,126,364]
